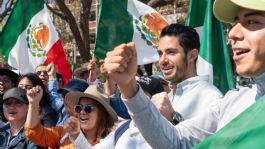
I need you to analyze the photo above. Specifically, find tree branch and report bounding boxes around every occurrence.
[79,0,92,59]
[0,0,15,22]
[46,3,66,20]
[54,0,89,62]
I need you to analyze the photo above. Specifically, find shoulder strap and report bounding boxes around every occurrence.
[114,120,131,146]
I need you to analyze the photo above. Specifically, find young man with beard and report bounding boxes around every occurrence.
[151,24,222,122]
[103,0,265,148]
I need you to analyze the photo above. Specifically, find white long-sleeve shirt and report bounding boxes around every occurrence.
[168,76,222,119]
[122,73,265,149]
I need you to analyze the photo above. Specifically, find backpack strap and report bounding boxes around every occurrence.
[114,120,131,146]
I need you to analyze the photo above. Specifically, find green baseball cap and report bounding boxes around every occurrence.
[214,0,265,23]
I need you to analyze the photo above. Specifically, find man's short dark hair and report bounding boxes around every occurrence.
[160,24,200,54]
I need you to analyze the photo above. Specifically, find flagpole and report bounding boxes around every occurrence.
[72,44,76,78]
[88,0,99,82]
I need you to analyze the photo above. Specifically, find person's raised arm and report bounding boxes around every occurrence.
[47,62,57,81]
[100,60,116,96]
[103,42,138,99]
[87,59,98,84]
[25,86,43,128]
[25,86,63,148]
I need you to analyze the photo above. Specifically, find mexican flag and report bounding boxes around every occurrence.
[95,0,168,65]
[0,0,71,84]
[186,0,235,93]
[194,95,265,148]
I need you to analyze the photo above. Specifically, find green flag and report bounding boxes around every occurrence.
[186,0,235,94]
[194,95,265,149]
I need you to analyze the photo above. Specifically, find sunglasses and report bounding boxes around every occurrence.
[36,70,48,75]
[74,104,94,113]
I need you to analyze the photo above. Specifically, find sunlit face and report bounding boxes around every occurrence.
[18,77,33,91]
[3,98,28,123]
[228,9,265,77]
[0,75,15,95]
[77,98,98,132]
[35,66,49,86]
[158,36,191,85]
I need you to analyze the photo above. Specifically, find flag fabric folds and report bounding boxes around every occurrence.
[95,0,168,65]
[0,0,71,84]
[194,95,265,149]
[186,0,235,93]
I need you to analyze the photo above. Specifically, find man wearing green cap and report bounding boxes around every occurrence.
[103,0,265,148]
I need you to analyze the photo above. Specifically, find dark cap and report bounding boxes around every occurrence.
[2,87,28,104]
[0,68,19,84]
[137,76,164,96]
[57,78,89,94]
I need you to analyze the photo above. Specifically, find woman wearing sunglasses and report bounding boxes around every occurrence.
[18,73,58,127]
[24,85,118,149]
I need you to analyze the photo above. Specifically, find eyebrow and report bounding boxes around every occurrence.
[235,11,265,20]
[158,47,178,52]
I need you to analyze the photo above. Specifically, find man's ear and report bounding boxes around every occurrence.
[188,49,198,63]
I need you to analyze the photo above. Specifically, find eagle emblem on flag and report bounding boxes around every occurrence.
[134,12,168,47]
[26,22,49,57]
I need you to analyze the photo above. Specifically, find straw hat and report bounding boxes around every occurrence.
[64,86,118,122]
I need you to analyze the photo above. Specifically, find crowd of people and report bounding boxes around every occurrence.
[0,0,265,148]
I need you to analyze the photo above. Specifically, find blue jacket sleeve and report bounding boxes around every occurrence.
[109,90,131,119]
[48,80,64,112]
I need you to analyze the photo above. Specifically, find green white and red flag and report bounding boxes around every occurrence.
[0,0,71,84]
[95,0,168,65]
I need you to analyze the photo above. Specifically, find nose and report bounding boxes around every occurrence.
[39,72,44,75]
[20,86,26,90]
[79,108,87,115]
[159,53,169,66]
[228,23,244,45]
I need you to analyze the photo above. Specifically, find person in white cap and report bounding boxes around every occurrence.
[103,0,265,148]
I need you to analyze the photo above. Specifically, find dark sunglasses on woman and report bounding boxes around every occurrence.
[74,104,94,113]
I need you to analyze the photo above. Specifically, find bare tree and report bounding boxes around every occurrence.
[46,0,92,62]
[0,0,15,22]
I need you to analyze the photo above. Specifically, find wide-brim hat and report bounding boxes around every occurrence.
[64,86,118,122]
[214,0,265,23]
[0,68,19,84]
[74,63,89,78]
